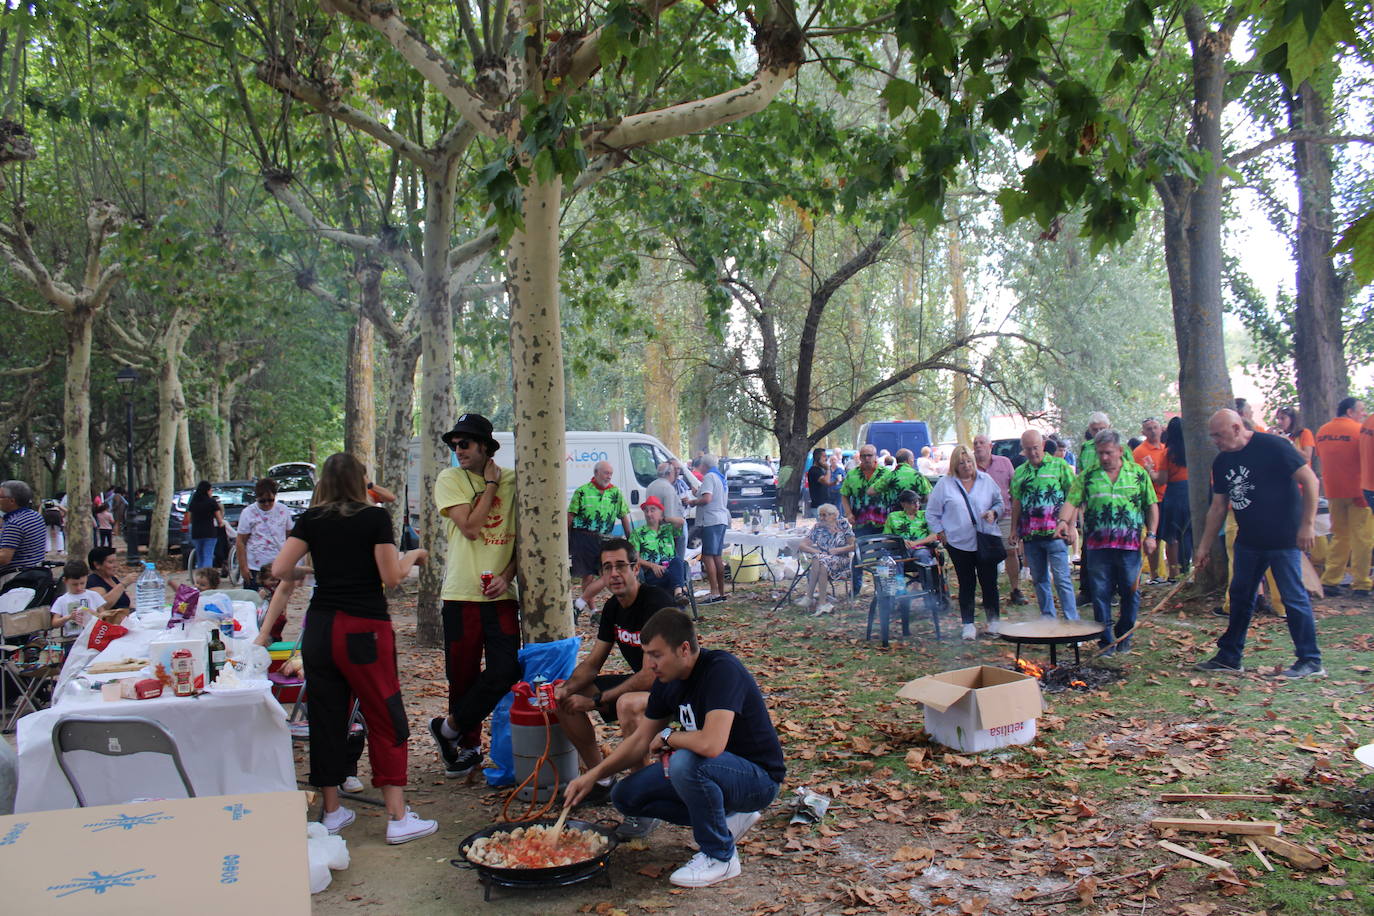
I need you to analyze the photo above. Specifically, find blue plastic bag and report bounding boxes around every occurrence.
[484,636,580,787]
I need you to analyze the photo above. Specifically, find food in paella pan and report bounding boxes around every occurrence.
[467,824,610,868]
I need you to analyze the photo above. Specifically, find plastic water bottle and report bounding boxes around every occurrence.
[134,562,166,615]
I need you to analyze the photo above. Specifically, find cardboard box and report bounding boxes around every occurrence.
[150,636,206,694]
[897,665,1042,753]
[0,791,310,913]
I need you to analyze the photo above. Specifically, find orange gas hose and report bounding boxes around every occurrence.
[500,705,561,822]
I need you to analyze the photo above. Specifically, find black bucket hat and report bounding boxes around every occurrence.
[441,413,499,453]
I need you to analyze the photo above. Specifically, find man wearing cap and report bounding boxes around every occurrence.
[647,462,688,571]
[631,496,685,592]
[568,461,633,590]
[429,413,520,778]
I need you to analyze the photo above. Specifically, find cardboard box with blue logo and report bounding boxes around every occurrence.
[0,792,309,912]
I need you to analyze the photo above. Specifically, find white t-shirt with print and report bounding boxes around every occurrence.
[51,590,98,637]
[236,502,296,570]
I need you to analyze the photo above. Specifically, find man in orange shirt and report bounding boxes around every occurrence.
[1361,408,1374,591]
[1134,418,1169,583]
[1315,397,1372,595]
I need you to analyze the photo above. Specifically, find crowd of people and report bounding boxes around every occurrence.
[3,393,1371,892]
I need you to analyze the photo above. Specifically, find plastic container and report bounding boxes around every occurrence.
[134,562,167,615]
[728,552,765,583]
[509,681,578,803]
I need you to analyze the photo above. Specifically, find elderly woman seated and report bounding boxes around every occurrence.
[797,503,856,615]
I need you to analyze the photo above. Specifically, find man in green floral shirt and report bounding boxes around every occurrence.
[1061,430,1158,652]
[568,461,632,588]
[872,449,932,512]
[629,497,684,590]
[882,491,934,545]
[841,445,889,593]
[1009,430,1079,621]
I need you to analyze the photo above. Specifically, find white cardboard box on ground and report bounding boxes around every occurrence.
[897,665,1043,753]
[0,791,309,912]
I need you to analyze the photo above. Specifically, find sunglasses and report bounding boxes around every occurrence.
[449,438,475,450]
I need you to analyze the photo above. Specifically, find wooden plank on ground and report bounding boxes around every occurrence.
[1252,835,1328,870]
[1244,837,1274,872]
[1149,818,1281,836]
[1159,793,1280,803]
[1158,840,1232,870]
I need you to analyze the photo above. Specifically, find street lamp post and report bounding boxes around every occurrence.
[115,367,139,563]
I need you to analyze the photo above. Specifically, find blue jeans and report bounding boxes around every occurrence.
[1023,538,1079,620]
[1216,544,1320,667]
[641,556,687,590]
[191,537,217,570]
[1086,548,1141,650]
[612,750,779,861]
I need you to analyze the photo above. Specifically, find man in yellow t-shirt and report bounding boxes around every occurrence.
[429,413,520,778]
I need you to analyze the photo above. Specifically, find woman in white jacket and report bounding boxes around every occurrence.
[926,445,1004,640]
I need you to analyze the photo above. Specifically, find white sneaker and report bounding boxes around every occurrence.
[340,776,364,793]
[726,810,762,843]
[961,623,976,641]
[986,618,1001,635]
[322,805,355,835]
[813,602,834,616]
[670,851,741,888]
[386,807,438,845]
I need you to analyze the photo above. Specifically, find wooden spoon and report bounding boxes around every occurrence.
[550,802,572,837]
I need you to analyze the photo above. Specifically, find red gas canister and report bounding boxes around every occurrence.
[508,679,579,803]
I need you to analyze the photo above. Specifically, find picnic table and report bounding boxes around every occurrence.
[14,604,294,812]
[723,526,810,588]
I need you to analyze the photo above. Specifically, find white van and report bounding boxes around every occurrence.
[405,431,684,532]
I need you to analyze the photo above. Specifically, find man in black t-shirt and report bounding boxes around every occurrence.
[565,608,784,889]
[805,448,833,517]
[555,539,673,805]
[1194,409,1324,679]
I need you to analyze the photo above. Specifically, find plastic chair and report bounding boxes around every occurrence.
[51,715,196,806]
[857,535,951,646]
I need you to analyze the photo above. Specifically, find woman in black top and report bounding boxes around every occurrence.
[271,453,433,845]
[186,481,224,572]
[85,546,136,611]
[1157,417,1191,579]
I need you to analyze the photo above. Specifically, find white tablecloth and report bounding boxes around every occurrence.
[16,603,294,812]
[723,527,811,554]
[15,689,295,812]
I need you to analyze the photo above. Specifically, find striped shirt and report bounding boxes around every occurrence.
[0,507,47,574]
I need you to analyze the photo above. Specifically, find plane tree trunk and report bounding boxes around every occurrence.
[1289,80,1347,428]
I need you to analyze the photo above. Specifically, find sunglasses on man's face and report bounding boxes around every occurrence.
[450,438,475,450]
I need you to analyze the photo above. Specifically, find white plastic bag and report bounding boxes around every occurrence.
[198,591,233,624]
[306,822,350,893]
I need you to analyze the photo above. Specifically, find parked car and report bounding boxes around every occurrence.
[721,457,778,517]
[990,438,1026,469]
[266,462,317,512]
[126,489,184,553]
[856,420,933,459]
